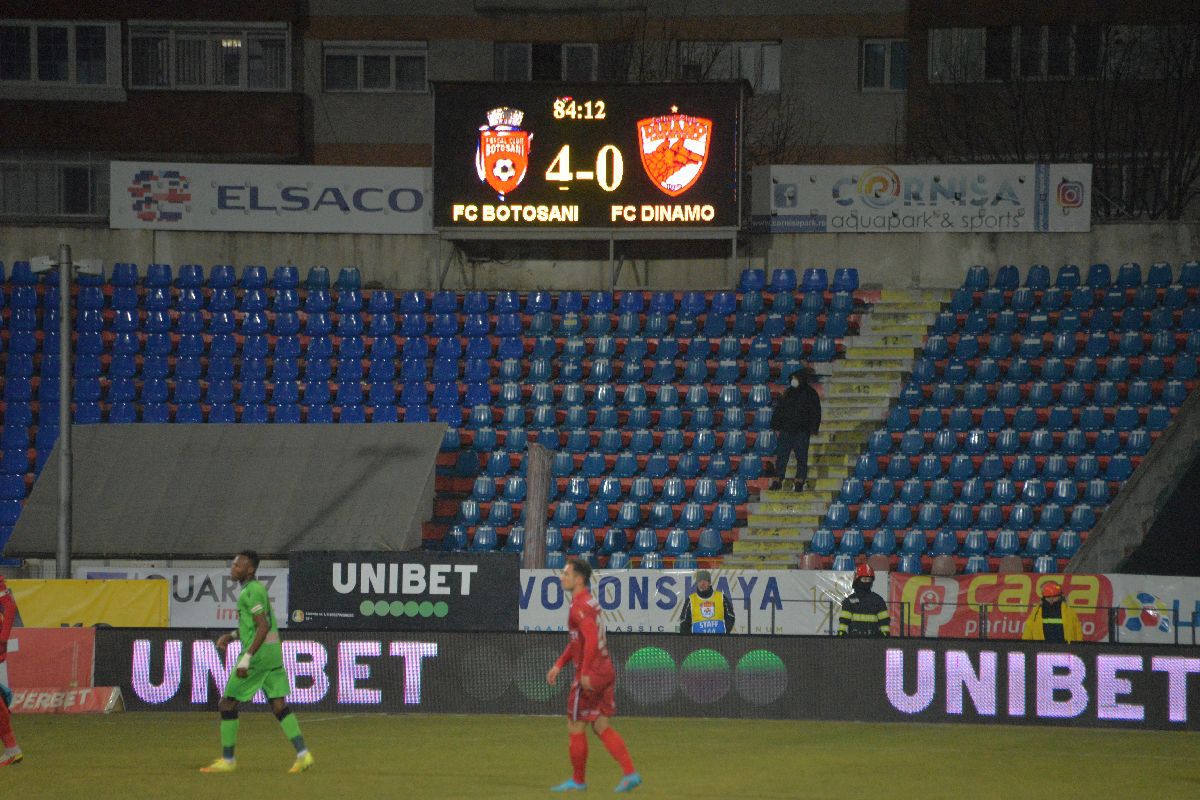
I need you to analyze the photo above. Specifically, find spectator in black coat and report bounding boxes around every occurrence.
[769,368,821,491]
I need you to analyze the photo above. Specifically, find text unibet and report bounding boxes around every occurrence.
[332,562,479,595]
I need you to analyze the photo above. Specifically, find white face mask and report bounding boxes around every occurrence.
[790,379,800,388]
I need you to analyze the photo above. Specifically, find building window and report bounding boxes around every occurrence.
[0,22,118,87]
[928,28,985,83]
[677,41,780,93]
[862,39,908,91]
[494,42,597,82]
[128,23,289,90]
[932,25,1127,83]
[0,158,108,220]
[322,42,427,92]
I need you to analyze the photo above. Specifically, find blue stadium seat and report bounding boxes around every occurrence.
[869,478,895,504]
[1070,504,1097,531]
[992,529,1020,557]
[930,529,958,557]
[1055,530,1082,559]
[803,528,833,557]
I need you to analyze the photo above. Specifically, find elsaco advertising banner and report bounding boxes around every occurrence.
[109,161,432,233]
[7,579,169,627]
[750,163,1092,233]
[73,566,289,629]
[288,551,519,631]
[519,569,889,635]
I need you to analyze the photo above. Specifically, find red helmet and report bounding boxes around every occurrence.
[1042,581,1062,598]
[854,563,875,579]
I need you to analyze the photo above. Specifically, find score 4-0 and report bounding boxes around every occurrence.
[544,144,624,192]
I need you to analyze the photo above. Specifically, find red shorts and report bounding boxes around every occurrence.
[567,676,616,722]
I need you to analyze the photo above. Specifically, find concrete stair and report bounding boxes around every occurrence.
[725,288,952,569]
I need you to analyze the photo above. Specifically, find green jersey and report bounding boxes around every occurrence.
[237,578,282,668]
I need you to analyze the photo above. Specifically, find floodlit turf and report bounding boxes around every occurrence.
[2,712,1199,798]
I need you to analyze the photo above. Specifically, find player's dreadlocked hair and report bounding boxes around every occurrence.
[567,557,592,584]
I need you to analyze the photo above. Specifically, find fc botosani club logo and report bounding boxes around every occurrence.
[638,106,712,197]
[476,106,531,200]
[128,169,192,223]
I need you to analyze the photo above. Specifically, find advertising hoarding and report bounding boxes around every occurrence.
[109,162,432,233]
[751,163,1091,233]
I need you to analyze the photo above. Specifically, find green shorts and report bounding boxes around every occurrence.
[222,660,290,703]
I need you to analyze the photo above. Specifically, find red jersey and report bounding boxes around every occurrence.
[554,589,613,682]
[0,578,15,663]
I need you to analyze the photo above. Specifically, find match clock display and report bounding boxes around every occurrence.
[433,82,743,230]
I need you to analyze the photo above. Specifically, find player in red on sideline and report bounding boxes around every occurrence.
[0,574,23,767]
[546,557,642,793]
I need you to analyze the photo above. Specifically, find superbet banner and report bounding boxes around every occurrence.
[433,82,742,229]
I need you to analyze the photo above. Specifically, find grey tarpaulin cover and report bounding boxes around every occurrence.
[7,423,445,558]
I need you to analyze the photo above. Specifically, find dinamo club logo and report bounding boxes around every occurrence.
[637,106,712,197]
[475,106,532,200]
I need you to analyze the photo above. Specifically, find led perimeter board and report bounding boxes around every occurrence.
[433,82,743,231]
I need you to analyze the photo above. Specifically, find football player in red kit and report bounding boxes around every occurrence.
[546,557,641,793]
[0,575,22,767]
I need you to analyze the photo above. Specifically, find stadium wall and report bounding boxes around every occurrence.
[1,221,1197,291]
[96,629,1200,730]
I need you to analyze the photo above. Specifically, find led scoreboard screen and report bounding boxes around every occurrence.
[433,82,742,230]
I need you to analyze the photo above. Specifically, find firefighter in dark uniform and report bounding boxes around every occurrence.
[838,563,890,637]
[678,570,735,634]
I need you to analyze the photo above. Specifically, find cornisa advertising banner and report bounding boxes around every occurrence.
[891,573,1200,644]
[519,569,890,635]
[109,161,432,233]
[73,567,289,629]
[289,551,519,632]
[750,163,1091,233]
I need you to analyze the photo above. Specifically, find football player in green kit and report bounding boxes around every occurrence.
[200,550,313,774]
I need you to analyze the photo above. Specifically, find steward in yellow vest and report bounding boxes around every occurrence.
[678,570,735,634]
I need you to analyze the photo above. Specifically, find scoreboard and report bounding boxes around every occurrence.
[432,82,743,231]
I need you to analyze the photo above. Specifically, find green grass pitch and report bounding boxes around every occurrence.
[3,713,1198,798]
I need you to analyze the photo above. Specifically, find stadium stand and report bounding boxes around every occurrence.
[0,259,1193,574]
[0,262,865,568]
[811,262,1198,575]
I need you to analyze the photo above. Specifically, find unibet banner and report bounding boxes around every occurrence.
[288,551,519,631]
[519,569,890,635]
[109,161,432,233]
[73,566,289,629]
[750,163,1092,233]
[8,579,169,627]
[96,630,1200,729]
